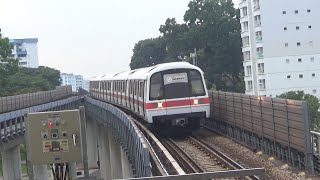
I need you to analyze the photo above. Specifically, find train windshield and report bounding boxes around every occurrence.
[149,69,206,100]
[150,72,163,100]
[189,70,205,96]
[163,72,189,99]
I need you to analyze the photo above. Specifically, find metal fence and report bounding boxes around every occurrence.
[84,97,151,178]
[0,96,81,145]
[0,86,72,114]
[207,91,313,173]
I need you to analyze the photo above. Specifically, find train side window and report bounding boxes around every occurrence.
[139,82,143,97]
[150,73,163,100]
[189,70,205,96]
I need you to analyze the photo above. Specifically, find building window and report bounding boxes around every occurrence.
[242,36,250,47]
[287,75,291,79]
[312,73,316,78]
[296,26,300,30]
[298,58,302,62]
[299,74,303,78]
[242,7,248,17]
[258,63,264,74]
[284,27,287,30]
[285,43,288,47]
[242,21,249,32]
[254,15,261,27]
[286,59,290,63]
[259,79,266,90]
[295,10,298,14]
[243,51,251,61]
[256,31,262,41]
[297,42,301,46]
[313,89,317,94]
[309,25,312,29]
[256,47,263,58]
[246,65,252,76]
[247,81,253,91]
[307,9,311,13]
[309,41,313,47]
[17,54,27,58]
[282,11,286,14]
[311,57,315,62]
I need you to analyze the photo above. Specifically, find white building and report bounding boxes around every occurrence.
[82,79,90,91]
[239,0,320,98]
[10,38,39,68]
[61,73,84,92]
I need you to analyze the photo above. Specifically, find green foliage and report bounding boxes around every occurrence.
[130,0,244,93]
[130,38,167,69]
[277,91,320,131]
[0,32,19,91]
[0,66,62,97]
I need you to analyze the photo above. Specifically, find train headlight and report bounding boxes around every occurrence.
[158,102,163,108]
[193,99,198,105]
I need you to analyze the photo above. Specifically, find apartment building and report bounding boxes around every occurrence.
[239,0,320,97]
[9,38,39,68]
[61,73,84,92]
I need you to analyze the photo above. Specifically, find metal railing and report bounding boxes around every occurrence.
[208,91,314,173]
[0,96,81,146]
[84,97,151,178]
[0,86,72,114]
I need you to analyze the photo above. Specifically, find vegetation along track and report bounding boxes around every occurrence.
[161,135,260,180]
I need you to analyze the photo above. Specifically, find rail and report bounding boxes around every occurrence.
[84,97,151,178]
[0,86,72,114]
[127,168,266,180]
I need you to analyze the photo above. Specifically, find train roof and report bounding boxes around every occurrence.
[90,62,202,81]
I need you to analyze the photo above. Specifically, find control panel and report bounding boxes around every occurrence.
[25,109,83,165]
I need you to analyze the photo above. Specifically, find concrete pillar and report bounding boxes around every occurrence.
[98,125,112,180]
[121,148,133,178]
[33,165,48,180]
[87,118,98,169]
[2,145,22,180]
[109,131,123,179]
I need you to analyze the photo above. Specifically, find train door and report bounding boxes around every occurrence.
[125,80,129,107]
[163,71,191,117]
[134,81,139,113]
[138,81,145,116]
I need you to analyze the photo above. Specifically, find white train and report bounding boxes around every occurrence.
[89,62,210,130]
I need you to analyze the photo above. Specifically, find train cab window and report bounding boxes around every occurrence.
[163,72,189,99]
[150,73,163,100]
[189,70,205,96]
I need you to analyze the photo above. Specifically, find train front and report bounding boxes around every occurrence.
[145,64,210,131]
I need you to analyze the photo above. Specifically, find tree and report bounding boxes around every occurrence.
[130,0,244,92]
[277,91,320,131]
[0,29,19,93]
[130,37,167,69]
[0,66,62,96]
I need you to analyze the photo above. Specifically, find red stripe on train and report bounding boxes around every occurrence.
[145,97,209,109]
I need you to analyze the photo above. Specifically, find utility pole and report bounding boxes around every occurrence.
[190,48,197,66]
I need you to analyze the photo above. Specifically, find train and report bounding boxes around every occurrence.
[89,62,210,130]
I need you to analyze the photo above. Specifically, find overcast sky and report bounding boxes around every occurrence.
[0,0,240,79]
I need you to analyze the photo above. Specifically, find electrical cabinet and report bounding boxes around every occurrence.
[25,109,83,165]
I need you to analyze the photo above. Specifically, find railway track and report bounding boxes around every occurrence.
[115,104,262,179]
[159,135,260,180]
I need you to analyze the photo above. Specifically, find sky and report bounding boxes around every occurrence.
[0,0,240,79]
